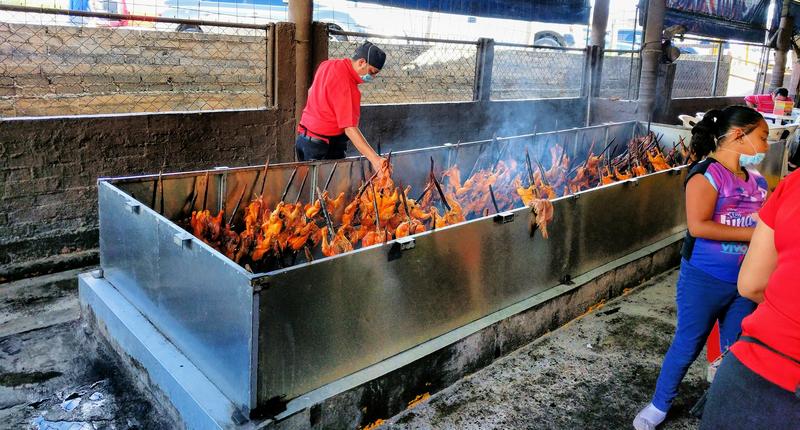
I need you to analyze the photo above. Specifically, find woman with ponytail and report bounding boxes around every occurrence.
[634,106,770,430]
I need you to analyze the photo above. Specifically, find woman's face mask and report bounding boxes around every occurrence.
[738,135,766,166]
[717,131,767,167]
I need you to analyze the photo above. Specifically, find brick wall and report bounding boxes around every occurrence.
[0,22,268,116]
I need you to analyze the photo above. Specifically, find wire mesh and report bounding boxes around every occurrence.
[328,32,478,104]
[0,8,269,117]
[599,50,640,99]
[671,38,730,98]
[490,44,586,100]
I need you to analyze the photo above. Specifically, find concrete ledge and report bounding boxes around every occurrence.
[79,273,244,430]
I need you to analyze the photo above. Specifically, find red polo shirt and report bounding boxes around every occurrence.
[298,58,363,140]
[744,94,774,113]
[731,171,800,393]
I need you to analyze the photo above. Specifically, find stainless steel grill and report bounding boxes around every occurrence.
[96,120,791,415]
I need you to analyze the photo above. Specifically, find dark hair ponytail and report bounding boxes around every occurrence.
[689,106,764,162]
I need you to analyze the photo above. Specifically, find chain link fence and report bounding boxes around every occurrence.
[328,31,478,104]
[0,5,269,117]
[599,50,640,99]
[671,38,732,98]
[490,43,586,100]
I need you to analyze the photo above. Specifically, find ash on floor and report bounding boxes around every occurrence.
[383,268,706,430]
[0,271,170,430]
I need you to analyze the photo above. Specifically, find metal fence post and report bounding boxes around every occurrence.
[266,24,276,107]
[589,45,604,98]
[582,48,590,98]
[584,46,598,126]
[711,40,723,96]
[762,48,772,93]
[473,37,494,102]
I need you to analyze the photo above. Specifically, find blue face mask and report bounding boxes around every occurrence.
[361,73,374,83]
[718,132,766,167]
[738,135,766,167]
[739,152,766,166]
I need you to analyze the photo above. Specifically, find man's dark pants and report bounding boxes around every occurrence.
[295,134,348,161]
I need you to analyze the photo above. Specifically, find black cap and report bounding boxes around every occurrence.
[353,41,386,70]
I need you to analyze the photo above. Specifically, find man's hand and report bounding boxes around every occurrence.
[371,156,387,176]
[345,126,386,175]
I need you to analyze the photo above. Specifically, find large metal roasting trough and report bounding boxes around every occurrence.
[96,121,792,415]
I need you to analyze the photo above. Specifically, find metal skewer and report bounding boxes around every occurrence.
[228,184,248,226]
[258,156,270,197]
[316,187,335,241]
[323,161,338,191]
[294,170,308,204]
[157,171,164,215]
[151,173,159,212]
[201,171,209,211]
[525,149,535,187]
[489,184,500,214]
[280,167,298,202]
[187,175,198,214]
[370,182,381,231]
[429,157,452,212]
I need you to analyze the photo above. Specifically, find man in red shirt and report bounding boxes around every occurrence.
[296,41,387,173]
[744,87,792,114]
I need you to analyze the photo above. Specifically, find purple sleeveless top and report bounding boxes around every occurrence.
[681,159,768,283]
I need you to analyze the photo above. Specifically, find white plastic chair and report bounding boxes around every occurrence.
[678,114,699,129]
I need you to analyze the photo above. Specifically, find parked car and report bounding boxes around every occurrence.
[158,0,367,35]
[615,29,642,50]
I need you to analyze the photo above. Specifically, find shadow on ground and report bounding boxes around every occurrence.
[384,268,705,430]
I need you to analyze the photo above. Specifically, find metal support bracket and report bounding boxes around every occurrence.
[173,231,194,249]
[493,211,515,224]
[125,201,141,214]
[388,237,416,261]
[91,269,104,279]
[396,236,416,250]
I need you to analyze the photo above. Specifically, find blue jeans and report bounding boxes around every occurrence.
[651,260,756,412]
[701,353,800,429]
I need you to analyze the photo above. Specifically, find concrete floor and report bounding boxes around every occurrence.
[381,268,705,430]
[0,267,704,430]
[0,269,169,430]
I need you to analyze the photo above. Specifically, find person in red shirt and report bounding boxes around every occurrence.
[744,87,792,114]
[700,171,800,428]
[296,41,386,173]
